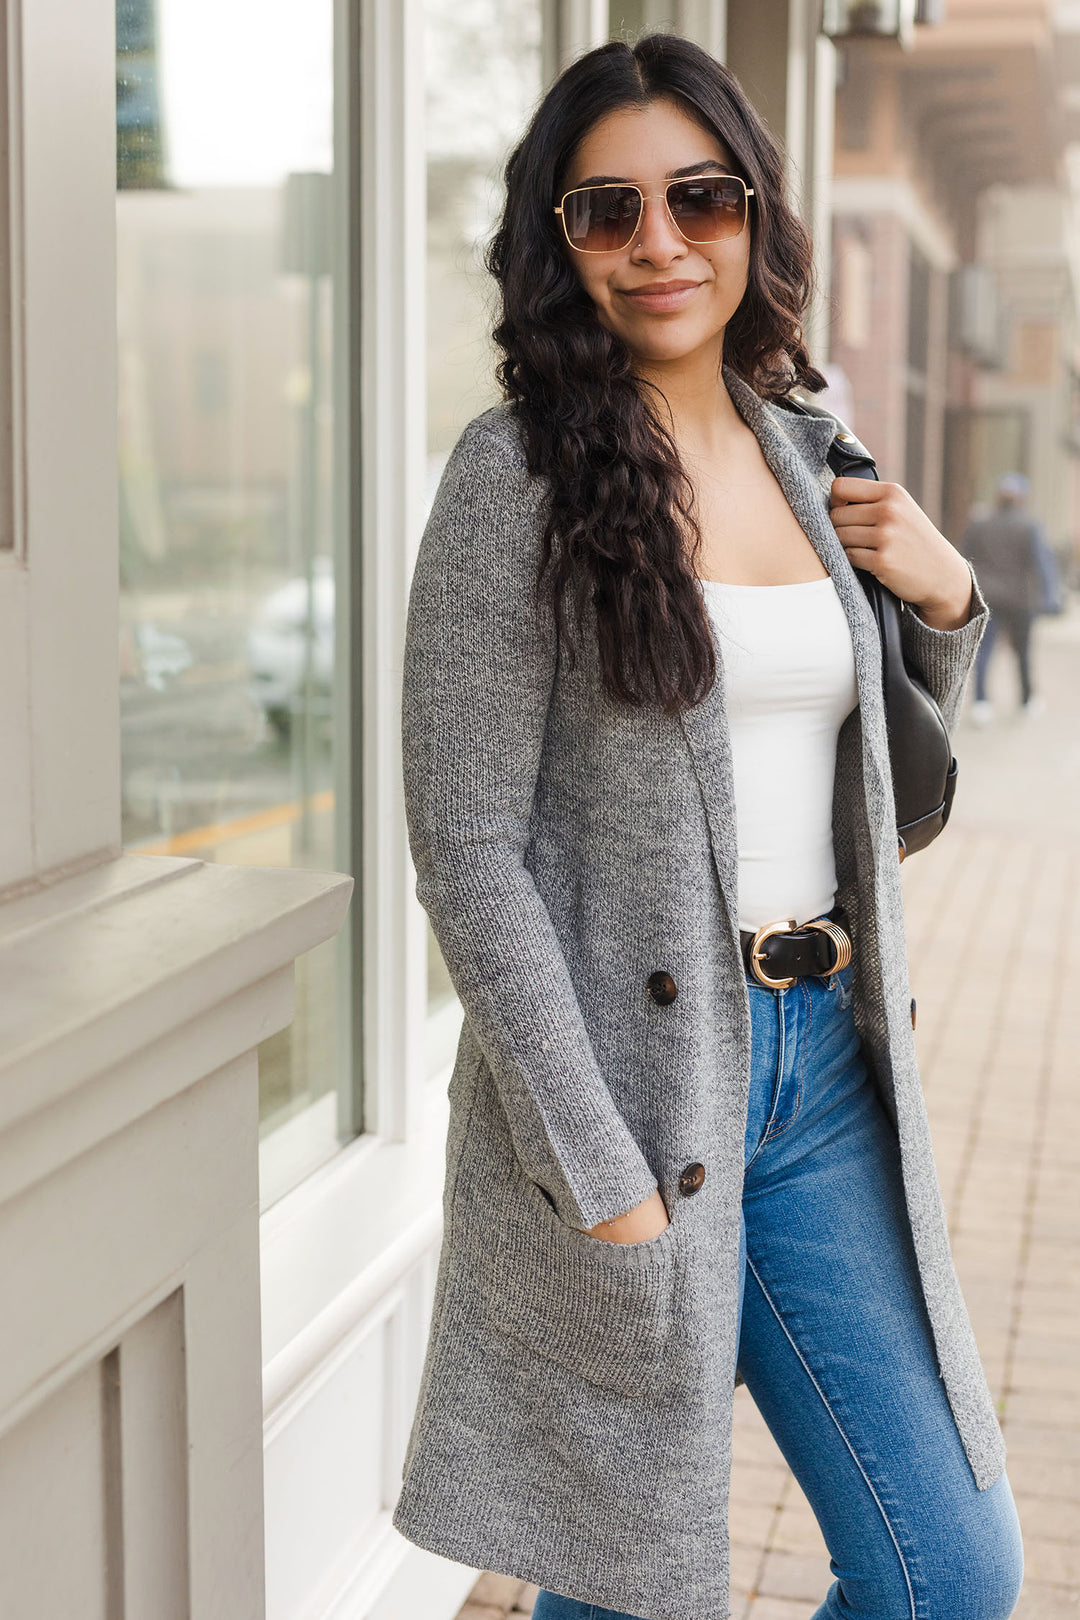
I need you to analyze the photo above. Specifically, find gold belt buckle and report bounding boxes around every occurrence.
[802,916,853,976]
[749,917,798,990]
[749,915,853,989]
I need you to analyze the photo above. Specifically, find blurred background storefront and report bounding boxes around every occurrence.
[827,0,1080,564]
[1,0,1075,1617]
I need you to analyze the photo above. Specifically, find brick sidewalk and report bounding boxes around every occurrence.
[455,608,1080,1620]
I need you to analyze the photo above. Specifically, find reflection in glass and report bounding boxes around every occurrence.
[116,0,351,1201]
[424,0,544,1019]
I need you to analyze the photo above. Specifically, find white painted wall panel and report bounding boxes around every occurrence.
[0,564,33,887]
[265,1322,387,1620]
[0,1057,257,1421]
[120,1291,191,1620]
[0,1360,109,1620]
[0,0,119,892]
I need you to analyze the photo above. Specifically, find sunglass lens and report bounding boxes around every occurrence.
[667,178,746,243]
[563,186,641,252]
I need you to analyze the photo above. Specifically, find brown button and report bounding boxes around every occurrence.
[678,1162,706,1197]
[647,970,678,1006]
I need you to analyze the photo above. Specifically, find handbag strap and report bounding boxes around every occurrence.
[775,393,906,612]
[777,394,915,717]
[826,434,878,484]
[777,394,958,857]
[775,390,880,483]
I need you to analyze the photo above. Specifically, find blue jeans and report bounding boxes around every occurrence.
[974,607,1035,705]
[534,966,1023,1620]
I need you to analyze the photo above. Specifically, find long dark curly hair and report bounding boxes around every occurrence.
[487,34,824,713]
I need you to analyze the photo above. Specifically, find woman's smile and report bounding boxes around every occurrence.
[616,277,705,313]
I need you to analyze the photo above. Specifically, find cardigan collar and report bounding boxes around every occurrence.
[676,366,893,949]
[722,367,838,480]
[719,366,865,598]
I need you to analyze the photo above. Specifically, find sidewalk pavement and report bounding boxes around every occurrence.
[453,605,1080,1620]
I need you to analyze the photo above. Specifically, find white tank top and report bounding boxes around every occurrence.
[700,576,859,932]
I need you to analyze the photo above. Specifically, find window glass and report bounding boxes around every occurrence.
[423,0,544,1037]
[116,0,353,1204]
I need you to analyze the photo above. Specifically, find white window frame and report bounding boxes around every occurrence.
[0,0,120,896]
[258,1,474,1612]
[355,0,430,1148]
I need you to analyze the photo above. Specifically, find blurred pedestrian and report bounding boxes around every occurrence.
[962,472,1047,723]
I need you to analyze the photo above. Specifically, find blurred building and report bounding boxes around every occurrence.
[828,0,1080,567]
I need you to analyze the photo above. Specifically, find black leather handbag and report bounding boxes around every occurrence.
[781,399,958,858]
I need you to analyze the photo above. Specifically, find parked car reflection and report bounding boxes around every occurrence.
[247,556,334,739]
[119,619,196,691]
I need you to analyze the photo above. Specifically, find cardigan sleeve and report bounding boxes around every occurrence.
[899,563,990,732]
[401,416,659,1232]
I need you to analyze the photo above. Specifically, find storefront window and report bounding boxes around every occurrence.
[116,0,352,1202]
[423,0,544,1031]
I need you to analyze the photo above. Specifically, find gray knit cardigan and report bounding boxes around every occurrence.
[393,370,1003,1620]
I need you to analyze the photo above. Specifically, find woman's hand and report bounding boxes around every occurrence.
[829,478,974,631]
[586,1189,670,1245]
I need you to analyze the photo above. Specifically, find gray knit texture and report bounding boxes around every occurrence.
[393,370,1005,1620]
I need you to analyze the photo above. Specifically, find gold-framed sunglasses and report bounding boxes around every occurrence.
[554,175,754,255]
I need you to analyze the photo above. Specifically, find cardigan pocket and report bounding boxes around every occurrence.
[483,1170,682,1400]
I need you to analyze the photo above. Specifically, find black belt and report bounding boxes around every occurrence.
[740,907,852,990]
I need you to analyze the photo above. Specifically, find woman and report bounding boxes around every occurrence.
[395,34,1023,1620]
